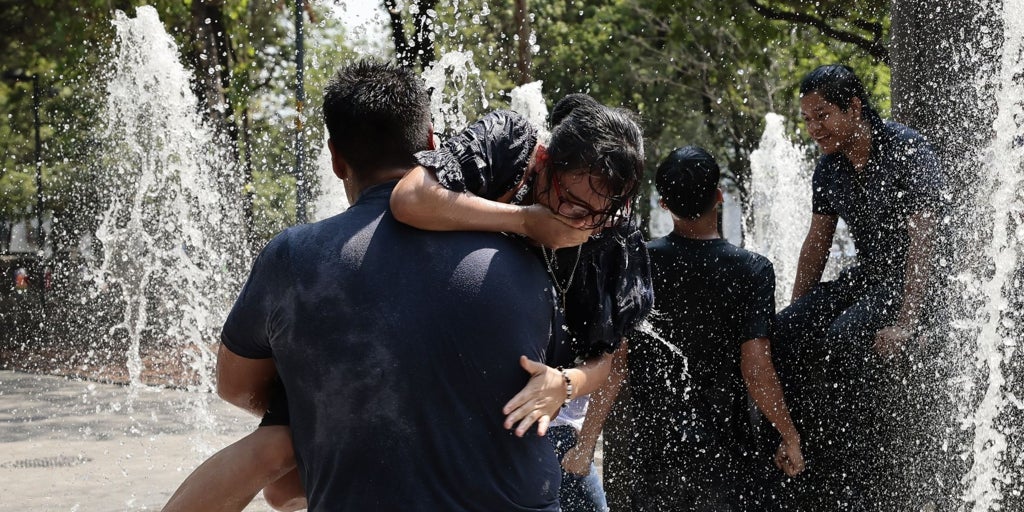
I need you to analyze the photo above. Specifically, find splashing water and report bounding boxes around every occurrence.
[746,113,855,305]
[88,6,244,432]
[959,0,1024,508]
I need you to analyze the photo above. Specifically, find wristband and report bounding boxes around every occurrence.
[558,367,574,407]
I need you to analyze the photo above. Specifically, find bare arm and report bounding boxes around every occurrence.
[390,166,592,248]
[791,213,839,302]
[215,343,278,417]
[874,210,937,356]
[740,338,804,477]
[562,340,628,475]
[502,351,614,437]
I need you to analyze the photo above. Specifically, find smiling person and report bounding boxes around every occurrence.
[769,64,944,510]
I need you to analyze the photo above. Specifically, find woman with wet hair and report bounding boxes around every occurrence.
[391,93,653,512]
[772,64,944,509]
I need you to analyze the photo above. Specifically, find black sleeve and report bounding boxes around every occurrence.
[220,231,293,359]
[414,110,537,200]
[900,136,944,214]
[811,161,837,216]
[563,221,654,360]
[741,257,776,342]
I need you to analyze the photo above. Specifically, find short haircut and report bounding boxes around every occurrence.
[545,99,645,219]
[655,146,720,219]
[323,59,431,174]
[800,64,883,127]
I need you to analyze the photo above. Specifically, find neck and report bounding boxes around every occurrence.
[346,168,409,203]
[844,120,874,170]
[671,214,720,240]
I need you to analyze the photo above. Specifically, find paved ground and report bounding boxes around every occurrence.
[0,370,273,511]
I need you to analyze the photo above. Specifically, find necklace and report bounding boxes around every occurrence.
[541,245,582,310]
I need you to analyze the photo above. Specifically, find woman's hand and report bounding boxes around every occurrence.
[561,443,594,476]
[502,356,565,437]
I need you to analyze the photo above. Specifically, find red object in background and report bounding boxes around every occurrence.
[14,267,29,290]
[44,267,52,290]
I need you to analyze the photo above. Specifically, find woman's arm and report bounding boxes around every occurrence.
[391,166,593,248]
[790,213,839,302]
[561,340,628,475]
[501,351,614,438]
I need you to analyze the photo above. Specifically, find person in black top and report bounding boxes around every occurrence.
[770,64,944,510]
[574,146,804,512]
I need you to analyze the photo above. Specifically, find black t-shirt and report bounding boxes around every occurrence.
[416,110,653,362]
[812,120,943,281]
[628,234,775,478]
[222,182,560,512]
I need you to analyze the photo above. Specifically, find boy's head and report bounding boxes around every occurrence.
[655,146,720,219]
[323,59,431,176]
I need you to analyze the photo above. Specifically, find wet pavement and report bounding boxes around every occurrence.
[0,370,273,511]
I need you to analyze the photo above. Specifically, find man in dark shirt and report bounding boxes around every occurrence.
[215,60,561,511]
[581,146,803,511]
[772,65,944,510]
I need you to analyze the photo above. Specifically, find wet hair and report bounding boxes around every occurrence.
[543,95,645,221]
[800,64,883,128]
[548,93,601,127]
[323,59,431,174]
[655,146,720,219]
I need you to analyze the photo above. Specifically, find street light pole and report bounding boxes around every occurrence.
[3,70,45,309]
[294,0,308,224]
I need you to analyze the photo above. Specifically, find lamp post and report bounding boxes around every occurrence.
[3,70,45,309]
[294,0,308,224]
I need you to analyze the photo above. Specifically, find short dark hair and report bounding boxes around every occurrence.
[800,64,883,128]
[323,59,431,174]
[655,146,720,219]
[544,101,645,221]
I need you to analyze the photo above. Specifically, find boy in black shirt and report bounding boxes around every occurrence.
[576,146,803,511]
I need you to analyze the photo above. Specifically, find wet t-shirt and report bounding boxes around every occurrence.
[221,182,560,512]
[628,235,775,479]
[416,110,653,363]
[812,120,943,281]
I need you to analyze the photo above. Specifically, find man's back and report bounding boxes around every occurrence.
[629,233,774,476]
[222,182,560,511]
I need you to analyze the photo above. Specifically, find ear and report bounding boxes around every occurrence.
[848,96,862,118]
[426,124,437,150]
[328,139,350,181]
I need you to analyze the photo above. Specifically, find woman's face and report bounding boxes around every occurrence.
[541,170,616,228]
[800,92,862,156]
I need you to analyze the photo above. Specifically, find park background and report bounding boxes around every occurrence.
[0,1,1021,511]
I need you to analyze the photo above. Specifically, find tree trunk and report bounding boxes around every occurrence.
[190,0,236,144]
[514,0,533,84]
[889,0,1004,506]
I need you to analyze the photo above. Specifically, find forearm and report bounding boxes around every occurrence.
[741,341,799,443]
[575,341,627,453]
[897,212,936,327]
[390,166,528,234]
[564,350,614,400]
